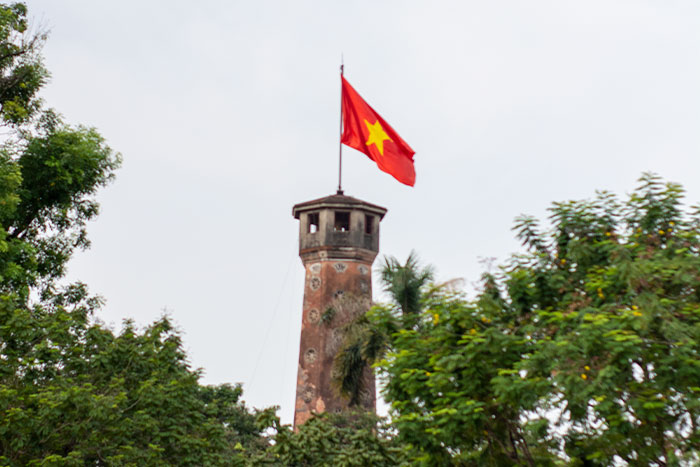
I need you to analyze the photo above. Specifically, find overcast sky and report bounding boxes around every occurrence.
[25,0,700,423]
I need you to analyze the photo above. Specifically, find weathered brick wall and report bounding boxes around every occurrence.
[294,259,376,427]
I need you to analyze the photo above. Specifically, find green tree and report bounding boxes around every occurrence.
[251,411,407,467]
[0,289,268,465]
[374,174,700,465]
[0,0,118,302]
[0,3,269,464]
[379,253,435,318]
[333,252,433,406]
[0,2,47,126]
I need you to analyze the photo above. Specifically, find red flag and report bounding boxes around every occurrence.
[341,77,416,186]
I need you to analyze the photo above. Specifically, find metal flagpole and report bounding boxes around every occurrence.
[337,58,344,195]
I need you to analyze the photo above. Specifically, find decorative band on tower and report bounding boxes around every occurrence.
[292,193,387,427]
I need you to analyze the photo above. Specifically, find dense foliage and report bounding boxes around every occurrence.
[0,292,266,465]
[333,253,434,406]
[251,411,407,466]
[0,3,270,465]
[368,174,700,465]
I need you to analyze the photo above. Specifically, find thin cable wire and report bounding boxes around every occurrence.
[248,248,297,393]
[279,296,297,415]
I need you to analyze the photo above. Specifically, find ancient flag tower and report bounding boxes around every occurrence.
[292,191,387,427]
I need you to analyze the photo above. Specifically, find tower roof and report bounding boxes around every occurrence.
[292,193,387,220]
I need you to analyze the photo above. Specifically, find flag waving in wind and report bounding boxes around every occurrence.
[341,77,416,186]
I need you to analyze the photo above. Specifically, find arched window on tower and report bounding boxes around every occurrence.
[365,214,374,234]
[334,211,350,232]
[308,212,319,233]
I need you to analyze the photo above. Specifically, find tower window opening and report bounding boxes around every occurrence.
[365,215,374,234]
[334,211,350,232]
[308,212,319,233]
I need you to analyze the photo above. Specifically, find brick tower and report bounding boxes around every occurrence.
[292,192,387,427]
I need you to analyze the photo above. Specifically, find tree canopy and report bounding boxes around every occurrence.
[0,3,270,465]
[0,294,268,465]
[250,411,406,466]
[366,174,700,465]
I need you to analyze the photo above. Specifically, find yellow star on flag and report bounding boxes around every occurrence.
[364,119,392,156]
